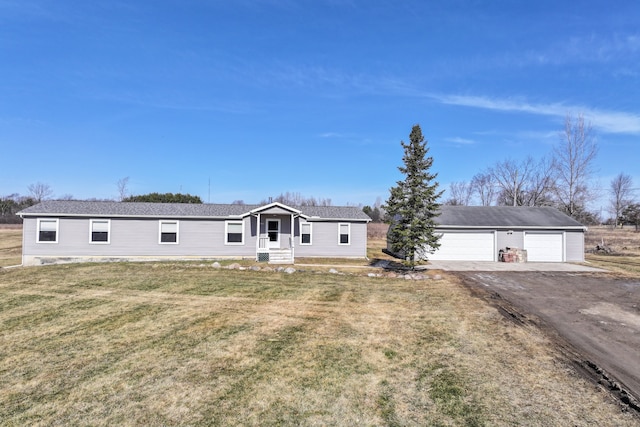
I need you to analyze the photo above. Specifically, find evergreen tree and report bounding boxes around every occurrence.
[384,124,443,267]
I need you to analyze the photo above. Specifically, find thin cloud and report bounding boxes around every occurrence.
[444,137,476,145]
[433,94,640,135]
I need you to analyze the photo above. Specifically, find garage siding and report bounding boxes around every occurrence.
[565,231,585,262]
[496,230,524,251]
[429,231,495,261]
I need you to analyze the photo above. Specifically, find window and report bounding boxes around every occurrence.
[37,218,58,243]
[300,222,312,245]
[338,223,350,245]
[90,219,110,244]
[226,221,244,244]
[159,221,179,244]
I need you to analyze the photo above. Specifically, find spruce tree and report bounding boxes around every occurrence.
[384,124,443,267]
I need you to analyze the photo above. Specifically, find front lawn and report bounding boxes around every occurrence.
[0,263,635,425]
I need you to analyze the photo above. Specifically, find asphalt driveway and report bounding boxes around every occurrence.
[458,271,640,411]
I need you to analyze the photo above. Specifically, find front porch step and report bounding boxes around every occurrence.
[266,249,293,264]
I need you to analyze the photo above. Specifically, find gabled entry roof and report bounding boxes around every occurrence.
[436,206,586,230]
[18,200,371,221]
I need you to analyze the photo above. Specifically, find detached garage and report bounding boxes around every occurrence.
[388,206,586,263]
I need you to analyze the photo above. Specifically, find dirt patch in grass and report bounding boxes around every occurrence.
[0,263,637,425]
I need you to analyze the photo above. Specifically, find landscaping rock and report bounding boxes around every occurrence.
[227,263,241,270]
[284,267,296,274]
[329,268,339,274]
[211,262,221,268]
[250,266,261,271]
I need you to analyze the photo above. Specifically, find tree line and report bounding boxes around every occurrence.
[442,114,637,226]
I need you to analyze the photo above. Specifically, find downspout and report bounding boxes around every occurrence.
[255,212,261,261]
[291,213,295,263]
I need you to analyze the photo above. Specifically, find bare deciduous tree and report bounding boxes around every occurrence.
[27,182,54,202]
[553,113,598,218]
[520,156,556,207]
[490,158,533,206]
[489,156,556,207]
[263,192,332,206]
[116,177,130,201]
[471,172,496,206]
[444,181,473,205]
[609,173,634,228]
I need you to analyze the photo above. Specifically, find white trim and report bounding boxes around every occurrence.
[37,218,59,243]
[435,225,586,231]
[225,220,245,245]
[89,219,111,244]
[300,221,312,245]
[338,223,350,245]
[159,220,179,244]
[247,202,302,216]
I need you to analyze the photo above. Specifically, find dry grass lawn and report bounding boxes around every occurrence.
[1,261,636,426]
[585,226,640,276]
[0,228,22,267]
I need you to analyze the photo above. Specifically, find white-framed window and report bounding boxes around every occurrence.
[90,219,110,244]
[225,221,244,245]
[159,220,179,244]
[37,218,58,243]
[300,222,312,245]
[338,223,350,245]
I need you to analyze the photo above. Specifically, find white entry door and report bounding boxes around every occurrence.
[267,219,280,249]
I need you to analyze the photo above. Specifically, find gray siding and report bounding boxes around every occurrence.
[496,230,524,251]
[22,215,368,265]
[23,217,257,264]
[294,220,367,258]
[565,231,585,262]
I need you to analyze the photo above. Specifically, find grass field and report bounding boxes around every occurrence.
[585,226,640,275]
[0,228,21,267]
[1,260,637,425]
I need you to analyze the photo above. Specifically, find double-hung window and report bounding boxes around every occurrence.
[338,223,350,245]
[159,220,179,244]
[37,218,58,243]
[90,219,110,244]
[226,221,244,244]
[300,222,312,245]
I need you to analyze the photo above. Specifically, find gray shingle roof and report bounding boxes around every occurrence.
[435,206,585,229]
[18,200,371,221]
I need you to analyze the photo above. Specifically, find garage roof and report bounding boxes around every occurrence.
[436,206,586,229]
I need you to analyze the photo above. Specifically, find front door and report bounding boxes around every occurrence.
[267,219,280,249]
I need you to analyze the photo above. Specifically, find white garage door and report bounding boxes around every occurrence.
[429,232,495,261]
[525,232,564,262]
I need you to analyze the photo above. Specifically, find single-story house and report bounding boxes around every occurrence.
[18,200,371,266]
[388,206,586,262]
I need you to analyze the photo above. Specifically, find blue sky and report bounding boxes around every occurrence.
[1,0,639,212]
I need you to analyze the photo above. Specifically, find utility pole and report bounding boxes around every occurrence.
[513,171,518,207]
